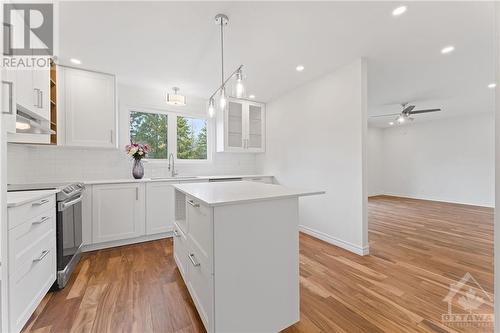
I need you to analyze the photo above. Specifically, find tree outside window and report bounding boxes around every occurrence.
[129,111,168,159]
[177,116,207,160]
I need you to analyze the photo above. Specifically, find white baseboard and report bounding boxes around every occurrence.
[83,231,172,252]
[299,225,369,256]
[379,193,494,208]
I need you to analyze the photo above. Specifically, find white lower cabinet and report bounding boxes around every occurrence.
[91,183,145,243]
[7,194,56,333]
[145,182,176,235]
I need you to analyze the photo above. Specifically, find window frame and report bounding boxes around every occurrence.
[127,107,212,164]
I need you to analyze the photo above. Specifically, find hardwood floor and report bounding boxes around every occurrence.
[22,195,493,333]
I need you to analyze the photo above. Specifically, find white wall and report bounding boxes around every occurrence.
[371,113,494,207]
[257,59,368,255]
[7,83,258,184]
[494,3,499,330]
[367,127,384,196]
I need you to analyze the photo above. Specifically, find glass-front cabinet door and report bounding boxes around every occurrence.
[227,100,245,150]
[217,98,265,153]
[246,102,264,152]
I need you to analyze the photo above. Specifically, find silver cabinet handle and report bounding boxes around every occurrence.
[2,81,13,115]
[188,253,200,267]
[110,129,114,143]
[32,199,50,206]
[39,90,43,108]
[32,216,50,225]
[187,200,199,208]
[173,229,180,237]
[136,187,139,200]
[33,249,49,262]
[33,88,40,107]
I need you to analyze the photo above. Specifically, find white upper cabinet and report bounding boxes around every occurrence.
[216,98,265,153]
[15,56,50,121]
[58,66,117,148]
[2,69,17,133]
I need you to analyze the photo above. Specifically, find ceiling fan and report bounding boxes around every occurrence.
[370,103,442,124]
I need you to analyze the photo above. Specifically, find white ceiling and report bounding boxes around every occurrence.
[57,1,495,127]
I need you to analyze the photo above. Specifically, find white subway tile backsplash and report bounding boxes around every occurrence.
[7,144,257,184]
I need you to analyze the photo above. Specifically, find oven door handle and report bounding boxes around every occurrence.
[58,195,83,211]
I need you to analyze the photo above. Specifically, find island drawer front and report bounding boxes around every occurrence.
[173,222,188,280]
[9,210,55,272]
[8,195,56,230]
[9,231,56,333]
[186,197,213,270]
[186,242,213,332]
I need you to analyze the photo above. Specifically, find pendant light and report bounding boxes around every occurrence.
[166,87,186,106]
[207,13,245,118]
[208,98,215,118]
[233,68,245,98]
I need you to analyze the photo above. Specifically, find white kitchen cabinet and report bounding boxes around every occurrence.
[7,193,56,333]
[173,184,303,333]
[14,55,50,121]
[92,183,145,243]
[145,182,176,235]
[2,69,16,133]
[58,66,116,148]
[216,98,265,153]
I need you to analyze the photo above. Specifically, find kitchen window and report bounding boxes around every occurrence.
[129,111,168,159]
[129,109,209,161]
[177,116,207,160]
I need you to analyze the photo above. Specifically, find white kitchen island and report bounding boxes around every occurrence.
[172,181,323,333]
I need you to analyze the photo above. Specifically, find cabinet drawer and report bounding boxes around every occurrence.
[186,197,212,268]
[9,232,56,332]
[9,210,55,272]
[8,195,55,230]
[186,242,213,332]
[173,222,188,280]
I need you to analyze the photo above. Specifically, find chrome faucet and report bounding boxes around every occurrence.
[168,153,178,177]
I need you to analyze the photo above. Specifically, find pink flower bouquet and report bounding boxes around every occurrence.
[125,143,150,160]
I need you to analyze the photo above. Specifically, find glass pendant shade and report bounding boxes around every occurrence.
[208,98,215,118]
[219,88,227,110]
[233,70,245,98]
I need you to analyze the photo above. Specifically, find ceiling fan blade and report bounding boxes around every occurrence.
[410,108,441,114]
[369,113,400,118]
[402,105,415,113]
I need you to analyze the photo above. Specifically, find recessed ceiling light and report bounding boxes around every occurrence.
[488,83,496,89]
[70,58,82,65]
[389,121,395,126]
[441,46,455,54]
[249,94,256,99]
[296,65,304,72]
[392,6,407,16]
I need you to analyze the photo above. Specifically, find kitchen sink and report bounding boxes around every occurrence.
[151,176,202,180]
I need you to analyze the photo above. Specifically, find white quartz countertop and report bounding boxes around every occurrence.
[83,174,273,185]
[7,190,58,207]
[173,181,324,207]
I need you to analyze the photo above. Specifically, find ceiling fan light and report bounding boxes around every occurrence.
[166,87,186,106]
[397,115,405,123]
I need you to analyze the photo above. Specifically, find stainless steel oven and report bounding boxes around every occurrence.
[55,183,85,289]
